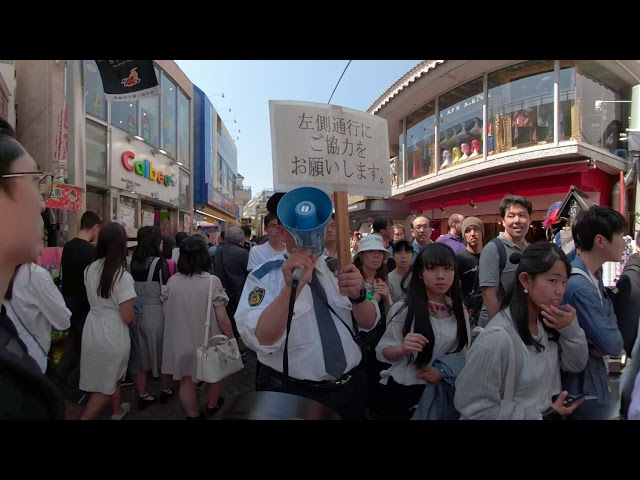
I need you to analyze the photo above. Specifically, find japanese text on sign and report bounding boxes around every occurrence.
[270,100,390,196]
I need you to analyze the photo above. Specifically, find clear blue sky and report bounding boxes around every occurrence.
[175,60,422,194]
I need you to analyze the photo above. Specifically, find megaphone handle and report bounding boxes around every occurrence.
[292,267,305,283]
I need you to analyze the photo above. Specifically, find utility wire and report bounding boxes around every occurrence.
[327,60,352,104]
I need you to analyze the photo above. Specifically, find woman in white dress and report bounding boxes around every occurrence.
[80,222,137,420]
[162,236,235,420]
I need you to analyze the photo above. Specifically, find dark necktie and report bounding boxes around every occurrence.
[308,269,347,378]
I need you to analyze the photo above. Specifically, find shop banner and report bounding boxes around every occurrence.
[45,184,83,211]
[183,213,191,232]
[95,60,160,102]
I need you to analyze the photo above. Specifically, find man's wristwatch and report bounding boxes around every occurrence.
[349,286,367,305]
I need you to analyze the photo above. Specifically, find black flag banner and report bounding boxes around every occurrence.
[95,60,160,102]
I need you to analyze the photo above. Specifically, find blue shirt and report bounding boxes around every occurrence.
[561,255,624,403]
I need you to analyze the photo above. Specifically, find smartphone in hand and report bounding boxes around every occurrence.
[552,392,587,407]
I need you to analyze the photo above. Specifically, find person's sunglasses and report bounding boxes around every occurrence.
[1,171,54,201]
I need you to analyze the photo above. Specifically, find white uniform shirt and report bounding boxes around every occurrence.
[235,255,381,382]
[247,242,287,272]
[376,301,470,386]
[4,263,71,373]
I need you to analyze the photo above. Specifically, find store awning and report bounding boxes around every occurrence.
[196,205,238,224]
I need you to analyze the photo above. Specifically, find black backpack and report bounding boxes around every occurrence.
[468,238,507,324]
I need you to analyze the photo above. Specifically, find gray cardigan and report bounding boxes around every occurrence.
[453,309,588,420]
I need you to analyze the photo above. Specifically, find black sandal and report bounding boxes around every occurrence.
[160,388,174,404]
[205,397,225,417]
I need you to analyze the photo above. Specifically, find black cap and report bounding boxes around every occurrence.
[266,192,286,214]
[392,239,414,253]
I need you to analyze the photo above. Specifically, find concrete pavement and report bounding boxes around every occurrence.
[64,349,258,420]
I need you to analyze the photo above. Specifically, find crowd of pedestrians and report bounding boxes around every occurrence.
[1,115,639,420]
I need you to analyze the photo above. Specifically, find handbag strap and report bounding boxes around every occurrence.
[202,274,214,347]
[146,257,161,283]
[5,302,49,360]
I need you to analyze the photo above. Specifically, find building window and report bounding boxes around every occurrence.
[111,100,137,134]
[577,61,632,158]
[84,61,106,120]
[161,71,177,158]
[559,61,577,142]
[178,89,190,169]
[405,101,435,181]
[85,119,107,184]
[140,66,161,148]
[439,77,484,169]
[179,168,189,210]
[487,60,555,154]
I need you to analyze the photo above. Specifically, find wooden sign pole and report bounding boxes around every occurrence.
[333,191,351,269]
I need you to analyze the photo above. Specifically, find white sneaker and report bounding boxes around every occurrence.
[111,402,131,420]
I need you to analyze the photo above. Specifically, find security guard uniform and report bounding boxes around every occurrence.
[235,254,381,419]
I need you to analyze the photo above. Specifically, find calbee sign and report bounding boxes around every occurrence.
[121,151,175,187]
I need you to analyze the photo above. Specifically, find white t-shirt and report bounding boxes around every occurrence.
[247,242,287,272]
[376,301,470,386]
[4,263,71,373]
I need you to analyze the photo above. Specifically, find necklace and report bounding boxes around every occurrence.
[428,300,452,316]
[428,300,448,312]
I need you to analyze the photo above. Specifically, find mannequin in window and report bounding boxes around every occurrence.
[441,150,452,168]
[452,147,461,164]
[442,129,456,148]
[469,139,481,158]
[454,122,468,141]
[469,117,482,136]
[459,143,470,161]
[513,108,537,144]
[487,122,494,152]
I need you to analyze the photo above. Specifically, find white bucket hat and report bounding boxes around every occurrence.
[356,234,390,260]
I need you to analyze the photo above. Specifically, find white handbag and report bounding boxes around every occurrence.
[196,275,244,383]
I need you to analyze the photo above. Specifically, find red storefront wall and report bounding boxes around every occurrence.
[407,163,615,213]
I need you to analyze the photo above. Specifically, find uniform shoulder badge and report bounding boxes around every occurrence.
[248,287,266,307]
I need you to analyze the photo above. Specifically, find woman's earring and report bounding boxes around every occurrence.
[523,288,529,294]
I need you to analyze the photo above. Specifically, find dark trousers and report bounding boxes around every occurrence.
[256,362,367,420]
[56,296,89,388]
[382,377,426,420]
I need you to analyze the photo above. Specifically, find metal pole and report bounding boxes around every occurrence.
[630,85,640,240]
[66,60,87,238]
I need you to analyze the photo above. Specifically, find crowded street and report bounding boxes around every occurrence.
[1,59,640,421]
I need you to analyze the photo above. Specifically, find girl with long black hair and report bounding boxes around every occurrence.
[80,222,137,420]
[130,226,173,409]
[376,243,470,419]
[454,242,589,420]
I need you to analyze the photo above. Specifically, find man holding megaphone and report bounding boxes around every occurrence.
[234,187,381,420]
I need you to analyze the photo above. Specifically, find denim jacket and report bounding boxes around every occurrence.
[411,353,466,420]
[562,255,623,403]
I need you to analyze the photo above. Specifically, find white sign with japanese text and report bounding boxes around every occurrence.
[269,100,391,196]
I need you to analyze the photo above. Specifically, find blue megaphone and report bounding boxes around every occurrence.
[277,187,333,281]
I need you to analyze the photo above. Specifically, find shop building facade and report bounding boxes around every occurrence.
[369,60,638,241]
[14,60,194,242]
[192,84,240,231]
